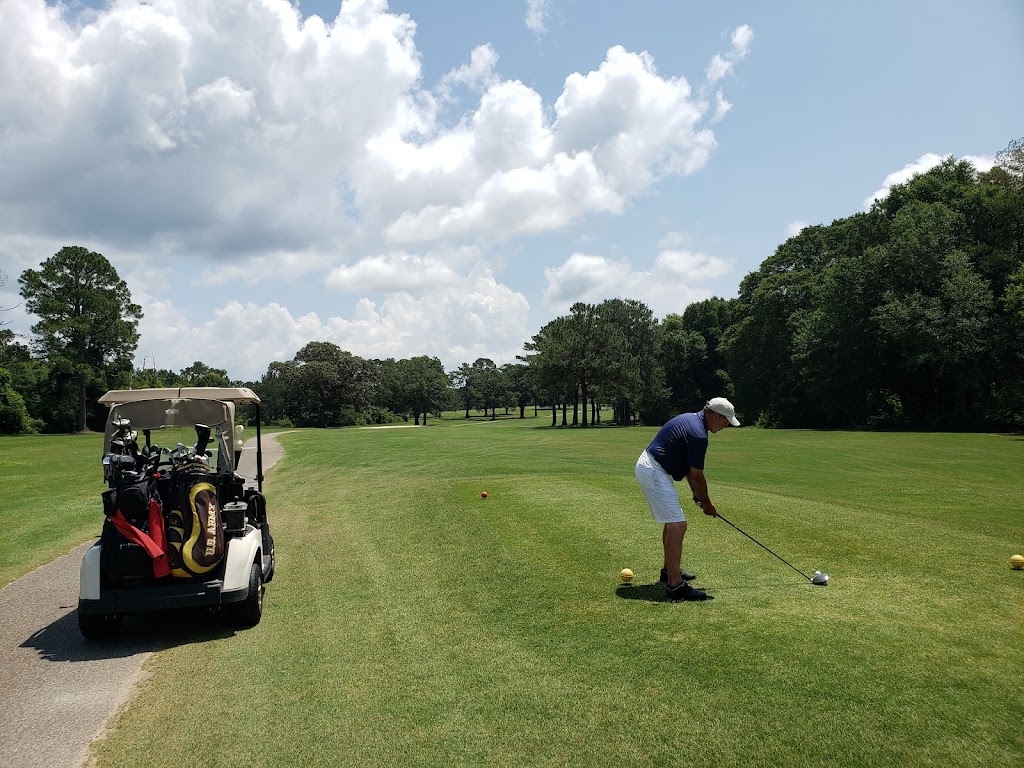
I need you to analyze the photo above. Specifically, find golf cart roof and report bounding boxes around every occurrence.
[99,387,261,405]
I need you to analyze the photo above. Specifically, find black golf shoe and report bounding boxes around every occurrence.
[665,582,709,602]
[660,567,697,583]
[663,585,712,606]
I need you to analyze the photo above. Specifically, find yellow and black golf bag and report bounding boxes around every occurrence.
[166,462,225,579]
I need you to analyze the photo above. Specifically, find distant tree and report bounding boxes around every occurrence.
[564,303,601,426]
[129,366,183,389]
[471,358,506,420]
[373,358,403,416]
[995,137,1024,181]
[449,362,478,418]
[254,361,296,425]
[293,360,340,428]
[179,360,232,387]
[724,152,1022,429]
[288,342,379,426]
[657,314,708,412]
[502,362,532,418]
[19,247,141,432]
[522,316,575,426]
[0,367,30,433]
[594,298,666,425]
[398,356,450,424]
[1,268,18,325]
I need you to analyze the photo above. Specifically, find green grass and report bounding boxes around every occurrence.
[9,420,1024,766]
[0,433,107,584]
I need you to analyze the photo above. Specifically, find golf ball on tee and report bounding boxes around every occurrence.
[620,568,634,583]
[1010,554,1024,570]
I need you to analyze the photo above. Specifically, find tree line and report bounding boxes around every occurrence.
[2,139,1022,433]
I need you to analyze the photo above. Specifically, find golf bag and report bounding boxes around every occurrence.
[100,475,170,586]
[166,462,225,579]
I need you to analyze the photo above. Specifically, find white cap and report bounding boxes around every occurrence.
[705,397,740,426]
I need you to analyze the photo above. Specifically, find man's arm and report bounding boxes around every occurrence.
[685,469,718,517]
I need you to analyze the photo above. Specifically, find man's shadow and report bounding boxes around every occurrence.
[615,582,715,602]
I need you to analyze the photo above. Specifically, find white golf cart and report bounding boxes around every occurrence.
[78,387,275,639]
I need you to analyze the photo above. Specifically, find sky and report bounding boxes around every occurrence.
[1,0,1022,382]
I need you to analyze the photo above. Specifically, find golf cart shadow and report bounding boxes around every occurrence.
[615,583,715,602]
[22,606,245,663]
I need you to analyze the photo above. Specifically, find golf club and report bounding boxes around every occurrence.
[716,512,828,586]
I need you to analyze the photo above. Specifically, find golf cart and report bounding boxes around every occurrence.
[78,387,275,639]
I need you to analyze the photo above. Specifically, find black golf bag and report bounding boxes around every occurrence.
[100,468,169,587]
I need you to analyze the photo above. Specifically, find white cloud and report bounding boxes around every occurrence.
[964,154,996,173]
[786,220,808,238]
[0,0,754,378]
[135,268,530,379]
[325,250,465,292]
[525,0,552,37]
[366,40,747,244]
[438,44,500,100]
[864,152,996,209]
[543,248,731,317]
[0,0,422,254]
[711,89,732,123]
[654,249,732,280]
[731,25,754,58]
[552,46,715,186]
[1,1,749,255]
[384,151,623,242]
[704,24,753,87]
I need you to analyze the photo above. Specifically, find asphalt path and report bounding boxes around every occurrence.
[0,433,287,768]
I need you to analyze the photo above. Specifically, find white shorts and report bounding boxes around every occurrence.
[635,450,685,524]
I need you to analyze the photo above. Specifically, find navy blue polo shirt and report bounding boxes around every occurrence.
[645,411,708,481]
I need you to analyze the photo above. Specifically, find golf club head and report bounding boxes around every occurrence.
[811,571,829,586]
[194,423,212,456]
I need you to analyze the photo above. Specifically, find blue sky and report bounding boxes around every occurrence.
[1,0,1021,380]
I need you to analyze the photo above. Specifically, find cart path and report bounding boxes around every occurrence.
[0,433,289,768]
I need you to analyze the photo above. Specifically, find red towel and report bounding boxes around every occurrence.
[109,498,170,578]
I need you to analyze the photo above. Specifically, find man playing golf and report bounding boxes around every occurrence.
[635,397,739,601]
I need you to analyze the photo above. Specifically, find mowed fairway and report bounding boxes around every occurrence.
[59,421,1024,766]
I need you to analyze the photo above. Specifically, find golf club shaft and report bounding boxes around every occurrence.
[716,513,812,581]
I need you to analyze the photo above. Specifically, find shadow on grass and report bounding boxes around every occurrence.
[21,607,241,663]
[615,578,808,602]
[615,582,715,603]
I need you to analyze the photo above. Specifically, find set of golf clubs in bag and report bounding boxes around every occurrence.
[102,418,228,585]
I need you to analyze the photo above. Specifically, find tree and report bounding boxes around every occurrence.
[594,298,666,425]
[19,247,141,432]
[254,361,296,425]
[398,356,450,424]
[470,358,508,420]
[657,315,708,412]
[502,362,532,418]
[129,366,183,389]
[522,316,575,426]
[179,361,232,387]
[1,268,18,326]
[287,342,379,426]
[0,367,30,433]
[658,297,737,415]
[293,360,341,427]
[450,362,479,418]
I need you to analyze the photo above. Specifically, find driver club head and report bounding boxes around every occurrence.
[811,570,829,586]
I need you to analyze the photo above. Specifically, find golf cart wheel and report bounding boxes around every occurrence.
[228,561,264,628]
[78,611,123,640]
